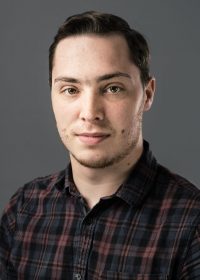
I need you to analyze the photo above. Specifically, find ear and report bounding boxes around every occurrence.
[143,78,156,112]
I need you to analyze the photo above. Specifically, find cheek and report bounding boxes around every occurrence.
[109,110,133,137]
[118,113,140,137]
[53,111,71,139]
[53,102,70,126]
[116,109,135,130]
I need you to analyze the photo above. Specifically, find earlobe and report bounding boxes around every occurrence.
[144,78,156,111]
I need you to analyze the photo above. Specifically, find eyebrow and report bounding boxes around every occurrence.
[54,72,131,85]
[97,72,131,82]
[54,77,80,84]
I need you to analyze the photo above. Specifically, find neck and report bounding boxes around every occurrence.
[70,143,143,209]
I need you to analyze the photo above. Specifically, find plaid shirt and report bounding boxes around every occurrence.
[1,142,200,279]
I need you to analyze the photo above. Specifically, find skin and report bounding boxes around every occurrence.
[51,34,155,208]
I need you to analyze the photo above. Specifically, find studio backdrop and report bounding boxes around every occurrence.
[0,0,200,213]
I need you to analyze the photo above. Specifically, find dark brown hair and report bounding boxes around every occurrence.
[49,11,151,86]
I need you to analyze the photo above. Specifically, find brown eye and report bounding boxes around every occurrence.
[107,86,122,94]
[62,87,78,95]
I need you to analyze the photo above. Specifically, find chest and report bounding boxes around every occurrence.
[9,200,189,279]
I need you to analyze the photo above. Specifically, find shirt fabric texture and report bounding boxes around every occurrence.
[1,141,200,279]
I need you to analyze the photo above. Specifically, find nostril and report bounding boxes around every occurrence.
[80,114,103,122]
[79,108,104,122]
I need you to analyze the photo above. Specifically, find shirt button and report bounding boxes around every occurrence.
[73,273,82,280]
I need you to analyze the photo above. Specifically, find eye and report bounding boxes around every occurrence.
[106,86,123,94]
[61,87,78,95]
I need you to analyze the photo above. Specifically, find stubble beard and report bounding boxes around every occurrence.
[70,134,141,169]
[69,106,144,169]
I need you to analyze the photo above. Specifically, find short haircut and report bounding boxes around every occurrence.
[49,11,151,87]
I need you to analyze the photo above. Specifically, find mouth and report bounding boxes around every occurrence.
[76,132,110,145]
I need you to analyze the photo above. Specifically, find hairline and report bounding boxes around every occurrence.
[50,32,145,87]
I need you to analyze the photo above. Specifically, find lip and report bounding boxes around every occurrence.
[76,132,110,145]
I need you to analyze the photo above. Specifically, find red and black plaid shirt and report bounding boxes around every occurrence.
[1,141,200,279]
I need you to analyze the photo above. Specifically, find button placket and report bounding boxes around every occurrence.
[73,272,82,280]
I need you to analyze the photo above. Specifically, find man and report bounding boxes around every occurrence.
[0,11,200,279]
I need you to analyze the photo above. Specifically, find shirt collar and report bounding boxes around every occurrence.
[63,140,158,207]
[116,140,158,207]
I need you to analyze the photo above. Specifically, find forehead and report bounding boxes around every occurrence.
[56,33,129,50]
[54,34,131,64]
[52,34,140,81]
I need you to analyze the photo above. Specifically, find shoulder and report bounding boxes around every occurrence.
[1,169,66,230]
[156,164,200,200]
[154,164,200,225]
[21,169,66,200]
[14,169,65,208]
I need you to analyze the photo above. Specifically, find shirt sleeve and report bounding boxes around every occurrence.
[0,189,22,278]
[180,224,200,279]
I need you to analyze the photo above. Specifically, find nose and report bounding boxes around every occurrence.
[79,90,104,122]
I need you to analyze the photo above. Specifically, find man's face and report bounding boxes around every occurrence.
[51,34,154,168]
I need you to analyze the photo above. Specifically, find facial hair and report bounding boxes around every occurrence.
[69,100,144,169]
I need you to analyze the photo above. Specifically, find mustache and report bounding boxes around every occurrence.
[71,121,113,133]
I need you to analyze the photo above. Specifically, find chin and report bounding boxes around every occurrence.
[70,150,114,168]
[76,159,114,169]
[70,149,130,169]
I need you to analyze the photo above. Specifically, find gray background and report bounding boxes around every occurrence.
[0,0,200,214]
